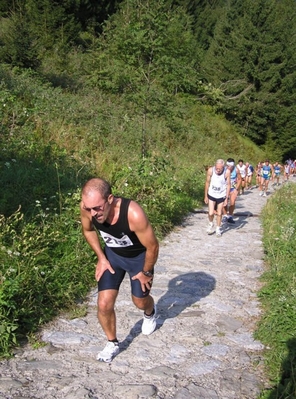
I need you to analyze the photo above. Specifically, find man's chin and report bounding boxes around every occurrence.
[95,215,104,223]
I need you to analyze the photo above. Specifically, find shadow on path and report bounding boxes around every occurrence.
[156,271,216,324]
[120,272,216,350]
[223,215,249,234]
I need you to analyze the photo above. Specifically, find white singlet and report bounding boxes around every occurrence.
[237,164,246,178]
[208,167,227,199]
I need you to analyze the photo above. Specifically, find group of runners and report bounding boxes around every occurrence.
[204,158,295,237]
[79,162,296,363]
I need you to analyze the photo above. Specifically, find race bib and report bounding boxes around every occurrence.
[100,231,133,248]
[211,185,221,191]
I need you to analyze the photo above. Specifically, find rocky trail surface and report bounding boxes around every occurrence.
[1,182,284,399]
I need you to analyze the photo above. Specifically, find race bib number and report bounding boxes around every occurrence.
[211,185,221,191]
[100,231,133,248]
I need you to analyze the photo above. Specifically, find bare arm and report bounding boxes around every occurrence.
[128,201,159,292]
[236,167,242,191]
[80,201,115,281]
[204,167,212,204]
[225,170,231,202]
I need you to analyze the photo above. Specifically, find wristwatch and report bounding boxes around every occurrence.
[142,270,154,277]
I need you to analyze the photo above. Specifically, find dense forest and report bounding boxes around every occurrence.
[0,0,295,159]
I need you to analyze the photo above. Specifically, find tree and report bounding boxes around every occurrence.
[200,0,296,158]
[25,0,82,50]
[84,0,202,156]
[0,11,40,68]
[73,0,122,33]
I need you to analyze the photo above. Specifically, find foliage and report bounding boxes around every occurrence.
[87,0,200,94]
[255,183,296,398]
[0,0,295,157]
[198,0,296,159]
[0,11,40,68]
[82,0,205,156]
[111,154,199,237]
[0,193,95,357]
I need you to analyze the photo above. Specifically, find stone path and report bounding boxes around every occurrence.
[0,182,284,399]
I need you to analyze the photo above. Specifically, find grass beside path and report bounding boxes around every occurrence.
[256,182,296,399]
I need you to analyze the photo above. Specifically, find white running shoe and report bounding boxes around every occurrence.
[142,305,157,335]
[207,222,214,234]
[216,227,222,237]
[263,192,267,197]
[97,341,120,363]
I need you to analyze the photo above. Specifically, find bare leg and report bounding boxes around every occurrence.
[259,177,264,192]
[241,179,245,194]
[97,289,118,340]
[132,295,154,315]
[264,180,270,194]
[223,205,228,217]
[208,200,215,223]
[216,202,224,227]
[228,190,238,216]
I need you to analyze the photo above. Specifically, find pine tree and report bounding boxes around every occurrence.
[200,0,296,157]
[87,0,199,95]
[0,10,40,68]
[84,0,201,156]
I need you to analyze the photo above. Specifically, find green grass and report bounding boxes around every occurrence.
[256,183,296,399]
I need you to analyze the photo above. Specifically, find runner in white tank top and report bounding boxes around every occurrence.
[284,162,290,182]
[208,167,228,198]
[236,159,246,194]
[204,159,231,237]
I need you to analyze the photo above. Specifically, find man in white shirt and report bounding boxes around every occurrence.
[204,159,231,237]
[236,159,247,194]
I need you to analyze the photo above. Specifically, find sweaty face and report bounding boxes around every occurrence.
[82,192,111,224]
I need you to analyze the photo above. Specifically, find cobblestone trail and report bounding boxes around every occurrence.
[1,182,285,399]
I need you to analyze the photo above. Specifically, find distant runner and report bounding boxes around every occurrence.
[259,160,273,197]
[223,158,242,224]
[204,159,231,237]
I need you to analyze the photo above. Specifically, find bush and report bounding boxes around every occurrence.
[0,193,95,357]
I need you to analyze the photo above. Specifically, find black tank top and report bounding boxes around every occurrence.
[92,197,146,258]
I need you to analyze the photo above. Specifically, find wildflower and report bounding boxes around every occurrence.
[8,268,16,273]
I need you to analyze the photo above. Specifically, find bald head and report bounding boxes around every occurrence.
[82,178,112,200]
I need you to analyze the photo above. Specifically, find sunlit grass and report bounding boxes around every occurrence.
[256,183,296,399]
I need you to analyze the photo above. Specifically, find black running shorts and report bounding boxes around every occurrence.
[207,194,226,204]
[98,246,151,298]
